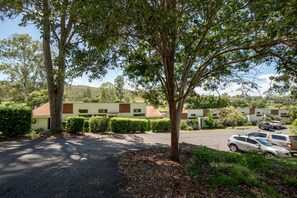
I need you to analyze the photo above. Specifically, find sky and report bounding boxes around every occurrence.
[0,16,277,96]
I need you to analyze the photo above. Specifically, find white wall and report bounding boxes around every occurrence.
[188,109,204,117]
[62,103,147,120]
[119,103,146,118]
[32,118,48,130]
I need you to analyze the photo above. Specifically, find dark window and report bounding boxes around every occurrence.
[79,109,88,113]
[248,132,257,136]
[234,136,245,141]
[271,135,287,141]
[191,114,196,116]
[98,109,108,113]
[281,113,288,117]
[134,109,141,113]
[247,138,258,144]
[133,113,145,117]
[258,133,268,138]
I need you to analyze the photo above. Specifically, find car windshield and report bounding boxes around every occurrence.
[255,138,272,146]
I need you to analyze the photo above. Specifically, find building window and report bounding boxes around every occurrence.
[98,109,108,113]
[281,113,288,117]
[133,113,145,117]
[79,109,88,113]
[134,109,141,113]
[191,114,196,117]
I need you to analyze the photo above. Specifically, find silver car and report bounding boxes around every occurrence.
[227,135,291,157]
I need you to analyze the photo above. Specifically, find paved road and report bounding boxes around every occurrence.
[136,127,289,151]
[0,127,287,197]
[0,134,152,198]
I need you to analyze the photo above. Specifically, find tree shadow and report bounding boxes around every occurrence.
[0,134,167,198]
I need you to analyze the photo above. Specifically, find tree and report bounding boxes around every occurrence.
[0,34,46,101]
[231,98,248,108]
[27,89,48,109]
[114,75,125,102]
[185,93,230,109]
[119,0,280,161]
[0,1,112,132]
[98,82,117,103]
[251,1,297,97]
[218,107,246,128]
[289,106,297,122]
[204,112,217,129]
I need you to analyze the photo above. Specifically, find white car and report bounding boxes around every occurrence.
[227,135,291,157]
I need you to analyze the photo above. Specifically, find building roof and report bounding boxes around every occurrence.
[32,102,50,117]
[146,107,163,118]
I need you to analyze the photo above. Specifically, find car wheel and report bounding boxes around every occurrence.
[229,144,238,152]
[265,153,274,158]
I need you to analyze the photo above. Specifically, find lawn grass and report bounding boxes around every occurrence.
[187,146,297,197]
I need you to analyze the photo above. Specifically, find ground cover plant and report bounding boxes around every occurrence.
[119,144,297,197]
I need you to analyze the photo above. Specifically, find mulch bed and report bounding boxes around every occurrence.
[118,143,241,198]
[118,143,297,198]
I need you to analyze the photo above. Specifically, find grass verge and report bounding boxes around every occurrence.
[187,146,297,197]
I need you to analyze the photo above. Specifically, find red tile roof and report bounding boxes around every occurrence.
[32,102,50,117]
[146,107,163,118]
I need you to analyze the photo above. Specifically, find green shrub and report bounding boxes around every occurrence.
[150,119,170,132]
[0,107,32,137]
[84,120,89,132]
[89,116,110,132]
[187,119,199,130]
[292,119,297,127]
[66,116,85,133]
[62,121,67,129]
[180,120,187,130]
[204,112,217,129]
[110,117,148,133]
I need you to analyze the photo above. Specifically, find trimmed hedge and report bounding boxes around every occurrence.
[66,116,85,133]
[110,117,148,133]
[84,120,89,132]
[0,107,32,137]
[89,116,109,132]
[150,119,170,132]
[62,121,67,129]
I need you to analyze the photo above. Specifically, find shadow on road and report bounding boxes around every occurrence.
[0,134,167,198]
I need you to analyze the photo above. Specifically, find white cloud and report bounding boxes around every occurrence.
[71,78,99,87]
[195,73,278,96]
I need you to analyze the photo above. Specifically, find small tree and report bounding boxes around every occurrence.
[204,112,216,129]
[114,75,125,102]
[219,107,246,128]
[289,106,297,122]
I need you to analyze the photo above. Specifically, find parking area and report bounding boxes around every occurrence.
[135,127,289,151]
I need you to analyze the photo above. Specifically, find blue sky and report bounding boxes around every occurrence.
[0,16,123,87]
[0,17,277,96]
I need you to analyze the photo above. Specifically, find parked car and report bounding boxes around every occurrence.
[270,120,286,129]
[248,132,297,154]
[227,135,291,157]
[258,121,273,131]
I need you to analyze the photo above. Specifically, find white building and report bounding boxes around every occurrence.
[32,102,147,130]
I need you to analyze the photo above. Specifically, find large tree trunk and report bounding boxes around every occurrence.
[169,98,184,162]
[169,99,179,162]
[42,0,64,132]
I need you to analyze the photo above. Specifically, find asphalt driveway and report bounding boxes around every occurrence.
[0,127,286,197]
[0,134,155,198]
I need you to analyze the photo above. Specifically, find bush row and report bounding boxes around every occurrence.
[63,116,171,133]
[111,117,149,133]
[0,107,32,137]
[66,116,85,133]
